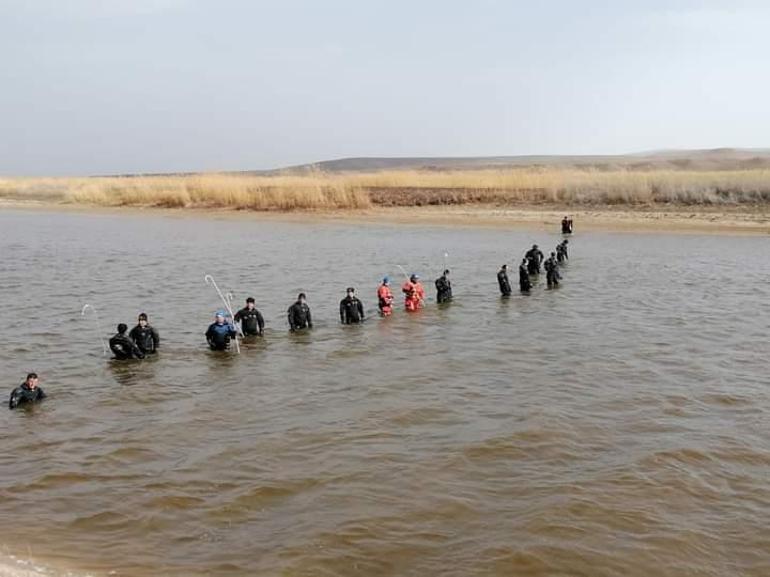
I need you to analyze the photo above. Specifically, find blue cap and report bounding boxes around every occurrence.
[215,310,227,317]
[383,276,389,283]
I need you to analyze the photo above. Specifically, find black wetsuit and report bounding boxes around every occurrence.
[525,248,544,275]
[129,324,159,354]
[544,257,560,288]
[9,383,46,409]
[561,218,573,234]
[109,333,145,360]
[234,307,265,336]
[556,245,566,264]
[340,296,365,324]
[497,268,512,296]
[519,264,532,292]
[206,322,237,350]
[435,275,452,303]
[288,302,313,331]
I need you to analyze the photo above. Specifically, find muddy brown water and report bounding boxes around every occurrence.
[0,210,768,577]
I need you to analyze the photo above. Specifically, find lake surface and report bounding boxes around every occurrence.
[0,209,768,577]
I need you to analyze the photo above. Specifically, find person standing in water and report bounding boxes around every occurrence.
[556,240,568,264]
[288,293,313,332]
[525,244,544,275]
[561,216,574,234]
[234,297,265,336]
[544,252,561,288]
[377,277,394,316]
[435,269,453,304]
[519,258,532,293]
[110,323,145,360]
[129,312,159,355]
[205,311,237,350]
[497,264,512,296]
[9,373,46,410]
[340,287,365,324]
[402,274,425,312]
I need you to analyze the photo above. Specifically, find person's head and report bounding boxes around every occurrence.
[522,258,527,265]
[246,297,255,310]
[501,264,507,270]
[346,287,355,297]
[563,239,569,245]
[532,244,538,249]
[410,274,419,283]
[564,215,568,220]
[551,252,556,257]
[297,292,306,303]
[138,312,148,327]
[382,276,389,286]
[443,269,450,277]
[117,323,128,334]
[215,311,226,324]
[25,372,39,388]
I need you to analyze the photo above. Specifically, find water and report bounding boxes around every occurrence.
[1,209,768,577]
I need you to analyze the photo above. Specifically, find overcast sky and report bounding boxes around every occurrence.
[1,0,769,175]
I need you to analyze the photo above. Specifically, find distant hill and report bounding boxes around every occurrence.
[254,148,770,174]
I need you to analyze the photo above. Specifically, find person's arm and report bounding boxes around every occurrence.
[306,307,313,329]
[257,311,265,334]
[228,324,237,338]
[340,300,346,323]
[132,341,145,359]
[357,300,364,320]
[9,388,20,409]
[205,326,214,346]
[128,326,138,343]
[287,307,295,331]
[151,327,160,350]
[234,309,243,322]
[37,387,47,400]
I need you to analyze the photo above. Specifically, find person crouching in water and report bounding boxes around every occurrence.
[498,264,512,296]
[110,323,145,360]
[544,252,561,288]
[129,312,159,355]
[288,293,313,332]
[519,259,532,293]
[340,287,365,324]
[9,373,46,410]
[435,269,452,304]
[234,297,265,336]
[377,277,394,316]
[206,311,237,350]
[402,274,425,312]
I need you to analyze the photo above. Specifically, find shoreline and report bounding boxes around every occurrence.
[1,199,769,235]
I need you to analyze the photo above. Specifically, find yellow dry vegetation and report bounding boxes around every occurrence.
[2,168,770,209]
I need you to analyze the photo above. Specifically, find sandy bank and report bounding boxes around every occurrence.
[1,199,768,235]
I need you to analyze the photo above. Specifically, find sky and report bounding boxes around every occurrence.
[1,0,769,175]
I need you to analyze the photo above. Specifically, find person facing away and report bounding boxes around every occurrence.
[110,323,145,360]
[525,244,544,275]
[377,277,394,316]
[561,216,574,234]
[402,274,425,312]
[544,252,561,288]
[9,372,46,410]
[288,293,313,331]
[519,258,532,293]
[556,240,569,264]
[234,297,265,336]
[129,312,159,355]
[435,269,453,304]
[340,287,365,324]
[205,311,237,350]
[497,264,512,296]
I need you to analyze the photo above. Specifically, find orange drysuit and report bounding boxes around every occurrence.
[402,281,425,312]
[377,283,394,316]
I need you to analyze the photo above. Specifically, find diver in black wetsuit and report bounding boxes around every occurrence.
[435,269,453,304]
[561,216,573,234]
[288,293,313,332]
[234,297,265,336]
[129,312,159,355]
[497,264,512,296]
[556,241,567,264]
[525,244,544,275]
[110,324,145,360]
[9,373,46,410]
[544,252,561,288]
[519,258,532,293]
[205,311,237,350]
[340,287,365,324]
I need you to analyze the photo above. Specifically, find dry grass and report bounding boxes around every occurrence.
[2,168,770,210]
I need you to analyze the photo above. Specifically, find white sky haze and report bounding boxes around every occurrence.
[1,0,769,175]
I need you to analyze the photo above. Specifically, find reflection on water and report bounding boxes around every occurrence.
[0,210,769,577]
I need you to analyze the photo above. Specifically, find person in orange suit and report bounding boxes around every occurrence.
[377,277,394,316]
[402,274,425,312]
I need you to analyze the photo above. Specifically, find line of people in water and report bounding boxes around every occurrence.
[10,220,575,407]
